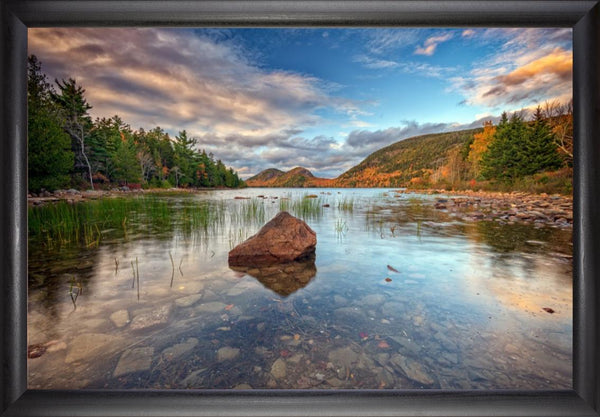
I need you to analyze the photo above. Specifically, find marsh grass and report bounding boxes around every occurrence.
[334,218,348,236]
[29,196,227,249]
[337,197,354,212]
[230,198,266,226]
[281,194,324,220]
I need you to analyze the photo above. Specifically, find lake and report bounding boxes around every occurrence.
[27,188,572,389]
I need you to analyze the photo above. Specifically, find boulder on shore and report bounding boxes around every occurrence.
[228,211,316,266]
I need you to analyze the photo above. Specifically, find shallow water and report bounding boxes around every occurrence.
[27,188,572,389]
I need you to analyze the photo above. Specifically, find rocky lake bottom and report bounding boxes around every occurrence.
[27,188,572,390]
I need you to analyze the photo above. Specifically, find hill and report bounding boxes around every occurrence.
[334,128,480,187]
[246,166,334,187]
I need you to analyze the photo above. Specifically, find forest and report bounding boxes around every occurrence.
[27,55,245,193]
[336,102,573,195]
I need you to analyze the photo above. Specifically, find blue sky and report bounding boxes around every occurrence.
[28,28,572,178]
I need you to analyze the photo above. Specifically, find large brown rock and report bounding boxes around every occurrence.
[228,211,316,266]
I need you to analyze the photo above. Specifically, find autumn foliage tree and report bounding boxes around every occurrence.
[468,121,496,178]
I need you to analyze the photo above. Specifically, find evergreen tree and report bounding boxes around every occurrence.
[52,78,95,189]
[27,55,74,192]
[112,134,141,184]
[526,107,563,174]
[481,112,528,182]
[88,116,124,181]
[173,130,198,186]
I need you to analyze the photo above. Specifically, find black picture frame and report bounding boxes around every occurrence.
[1,1,599,416]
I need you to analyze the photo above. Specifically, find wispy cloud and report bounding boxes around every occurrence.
[364,28,421,54]
[28,28,361,146]
[414,33,453,56]
[353,55,455,78]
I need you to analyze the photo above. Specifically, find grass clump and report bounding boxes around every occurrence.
[337,197,354,212]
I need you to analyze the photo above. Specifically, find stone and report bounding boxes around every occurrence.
[110,309,130,328]
[175,294,203,308]
[196,301,227,313]
[270,358,287,379]
[129,304,173,331]
[217,347,240,362]
[361,294,386,306]
[113,347,154,377]
[390,354,435,385]
[162,338,198,361]
[45,340,67,353]
[228,211,316,266]
[65,333,123,364]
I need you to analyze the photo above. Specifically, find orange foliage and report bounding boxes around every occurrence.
[468,121,496,176]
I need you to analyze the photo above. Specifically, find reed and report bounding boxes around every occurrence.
[337,197,354,212]
[288,195,323,220]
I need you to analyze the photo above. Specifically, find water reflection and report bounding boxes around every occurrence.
[27,188,573,390]
[229,254,317,296]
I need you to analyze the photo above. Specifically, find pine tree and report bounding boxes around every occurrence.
[112,134,141,185]
[52,78,95,189]
[481,112,529,181]
[173,130,198,186]
[526,107,563,174]
[27,55,74,192]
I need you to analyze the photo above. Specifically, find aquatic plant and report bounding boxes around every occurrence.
[335,218,348,236]
[337,197,354,212]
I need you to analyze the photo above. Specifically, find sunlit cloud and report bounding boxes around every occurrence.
[28,27,572,180]
[451,47,572,109]
[414,33,453,56]
[28,27,360,149]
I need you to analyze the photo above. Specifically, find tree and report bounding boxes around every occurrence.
[468,121,496,178]
[27,55,74,192]
[173,130,198,186]
[526,106,563,174]
[52,78,95,189]
[170,166,183,188]
[542,99,573,166]
[88,115,127,181]
[112,135,141,184]
[481,110,562,182]
[137,149,156,182]
[480,112,528,182]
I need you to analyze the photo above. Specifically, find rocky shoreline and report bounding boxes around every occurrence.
[27,187,194,206]
[399,189,573,228]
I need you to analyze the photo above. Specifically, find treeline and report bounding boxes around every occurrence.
[28,55,245,193]
[426,102,573,193]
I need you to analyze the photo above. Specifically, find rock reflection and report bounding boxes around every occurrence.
[229,254,317,296]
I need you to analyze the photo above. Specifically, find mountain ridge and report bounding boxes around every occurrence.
[246,128,481,188]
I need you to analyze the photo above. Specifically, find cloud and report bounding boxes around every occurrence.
[364,29,421,54]
[28,27,361,148]
[451,47,572,109]
[354,55,455,78]
[414,33,453,56]
[462,29,475,38]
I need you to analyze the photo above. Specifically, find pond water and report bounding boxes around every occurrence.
[27,188,572,390]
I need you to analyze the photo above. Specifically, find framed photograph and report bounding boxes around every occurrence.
[2,1,599,416]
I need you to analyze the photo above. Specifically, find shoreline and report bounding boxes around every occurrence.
[28,186,573,228]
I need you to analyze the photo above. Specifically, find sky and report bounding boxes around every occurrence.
[28,27,572,179]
